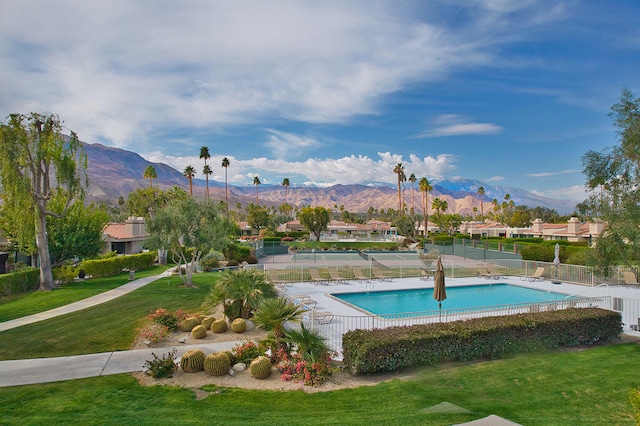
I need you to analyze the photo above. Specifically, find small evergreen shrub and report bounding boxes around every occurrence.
[0,267,40,296]
[143,349,177,378]
[232,340,263,364]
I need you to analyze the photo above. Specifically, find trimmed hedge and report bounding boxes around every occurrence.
[79,252,156,278]
[0,268,40,296]
[342,308,621,375]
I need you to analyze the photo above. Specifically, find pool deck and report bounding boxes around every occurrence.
[282,275,640,318]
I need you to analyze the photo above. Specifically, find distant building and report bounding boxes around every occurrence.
[278,219,399,241]
[102,217,148,254]
[460,217,605,245]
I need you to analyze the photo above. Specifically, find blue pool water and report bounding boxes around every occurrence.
[332,284,570,315]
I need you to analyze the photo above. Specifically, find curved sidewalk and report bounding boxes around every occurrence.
[0,270,197,387]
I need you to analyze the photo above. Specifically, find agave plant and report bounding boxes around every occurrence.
[204,269,277,319]
[285,323,330,363]
[253,297,303,360]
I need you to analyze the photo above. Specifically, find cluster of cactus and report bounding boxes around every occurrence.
[231,318,246,333]
[222,350,235,365]
[250,356,272,379]
[210,319,228,333]
[179,317,201,332]
[180,349,205,373]
[191,324,207,339]
[204,352,231,376]
[200,316,215,329]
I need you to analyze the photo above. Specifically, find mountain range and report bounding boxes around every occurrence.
[83,142,578,215]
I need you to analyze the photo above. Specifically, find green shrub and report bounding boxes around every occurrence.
[52,265,77,285]
[79,252,155,279]
[0,267,40,296]
[246,255,258,264]
[232,340,263,364]
[342,308,621,375]
[143,349,177,378]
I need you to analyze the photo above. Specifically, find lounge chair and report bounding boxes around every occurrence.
[624,271,638,286]
[477,265,495,279]
[485,264,505,279]
[314,311,334,324]
[352,267,371,282]
[372,266,392,281]
[309,268,330,285]
[419,269,431,281]
[522,267,545,282]
[267,269,292,289]
[292,295,317,308]
[328,267,349,283]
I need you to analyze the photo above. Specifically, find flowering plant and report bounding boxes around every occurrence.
[147,308,188,331]
[232,340,264,364]
[276,352,336,387]
[138,323,170,344]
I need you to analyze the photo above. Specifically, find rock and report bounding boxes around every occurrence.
[233,363,247,372]
[244,319,255,330]
[228,368,235,376]
[178,336,188,344]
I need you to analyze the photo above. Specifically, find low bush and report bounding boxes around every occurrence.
[147,308,187,331]
[52,265,77,285]
[342,308,621,375]
[0,267,40,296]
[79,252,156,278]
[143,349,177,378]
[232,340,264,364]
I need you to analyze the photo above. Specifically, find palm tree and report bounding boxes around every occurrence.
[143,165,157,188]
[285,323,330,362]
[409,173,417,211]
[205,269,278,320]
[202,164,212,202]
[282,177,290,205]
[183,165,196,196]
[221,157,230,216]
[253,176,261,205]
[199,146,210,166]
[393,163,404,214]
[253,297,303,361]
[419,177,432,236]
[477,186,485,218]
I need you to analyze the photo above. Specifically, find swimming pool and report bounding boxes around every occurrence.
[331,283,571,315]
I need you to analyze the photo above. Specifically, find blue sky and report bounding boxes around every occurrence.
[1,1,639,202]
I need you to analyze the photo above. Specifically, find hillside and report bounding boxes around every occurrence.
[82,142,577,214]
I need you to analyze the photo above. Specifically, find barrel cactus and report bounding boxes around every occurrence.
[204,352,231,376]
[222,350,235,365]
[231,318,246,333]
[180,349,205,373]
[200,316,215,329]
[210,319,228,333]
[250,356,272,379]
[191,324,207,339]
[179,317,201,332]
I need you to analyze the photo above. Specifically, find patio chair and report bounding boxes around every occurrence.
[522,267,545,282]
[624,271,638,286]
[292,295,317,308]
[309,268,330,285]
[419,269,431,281]
[267,269,292,289]
[328,267,349,283]
[485,264,505,279]
[314,311,334,324]
[372,266,392,281]
[477,265,495,279]
[352,267,371,282]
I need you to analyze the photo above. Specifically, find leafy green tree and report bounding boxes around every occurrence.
[126,187,168,218]
[299,206,331,241]
[47,193,109,263]
[432,213,462,236]
[145,197,235,286]
[582,88,640,276]
[143,165,157,188]
[507,208,531,228]
[0,113,87,290]
[247,203,270,232]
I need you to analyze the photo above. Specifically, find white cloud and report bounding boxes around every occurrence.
[485,175,505,182]
[264,129,322,159]
[532,185,589,202]
[527,169,580,178]
[414,114,504,138]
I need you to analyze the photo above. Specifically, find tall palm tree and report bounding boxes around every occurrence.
[409,173,417,211]
[393,163,404,214]
[477,186,485,219]
[183,165,196,196]
[419,177,432,236]
[253,176,261,205]
[221,157,230,215]
[203,164,212,201]
[143,165,157,188]
[199,146,210,166]
[282,177,291,216]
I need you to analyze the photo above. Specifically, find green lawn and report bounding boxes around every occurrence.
[0,265,170,322]
[0,343,637,425]
[0,271,217,360]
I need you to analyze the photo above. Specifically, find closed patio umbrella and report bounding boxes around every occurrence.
[433,256,447,321]
[552,243,561,284]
